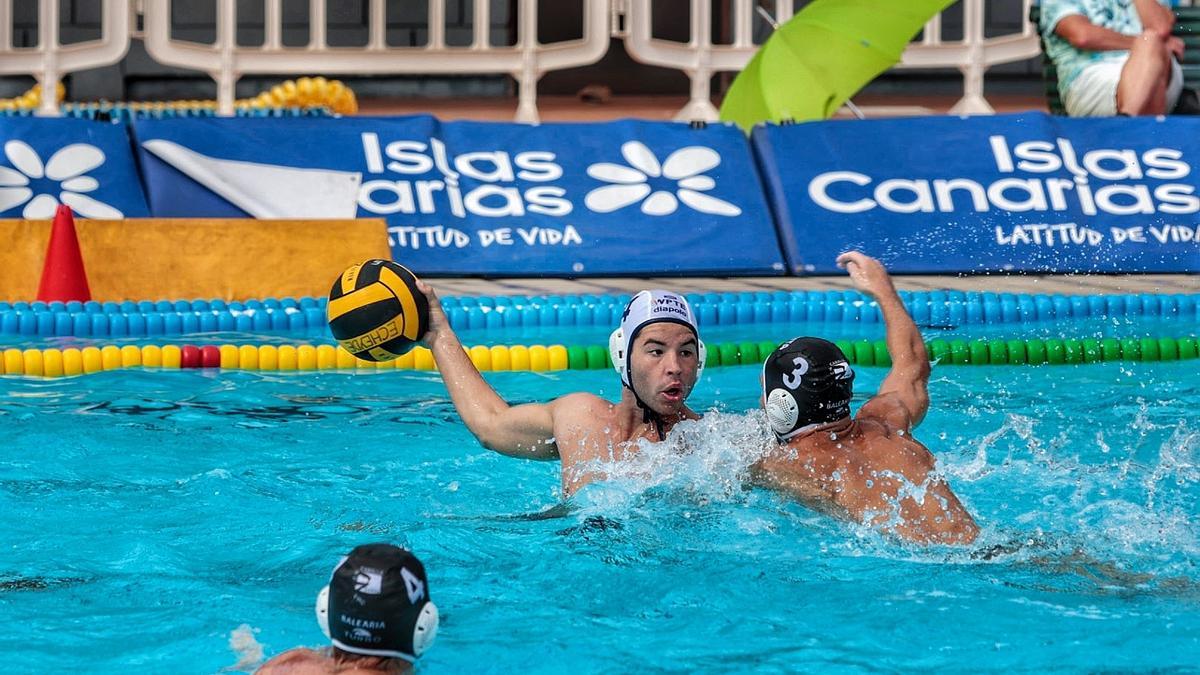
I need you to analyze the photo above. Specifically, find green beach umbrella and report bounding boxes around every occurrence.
[720,0,955,131]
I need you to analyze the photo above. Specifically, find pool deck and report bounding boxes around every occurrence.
[356,92,1052,122]
[366,93,1195,300]
[428,274,1197,299]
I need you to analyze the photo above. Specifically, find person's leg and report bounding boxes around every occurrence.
[1063,62,1122,117]
[1164,57,1184,113]
[1117,30,1171,115]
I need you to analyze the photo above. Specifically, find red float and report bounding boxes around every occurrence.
[180,345,201,368]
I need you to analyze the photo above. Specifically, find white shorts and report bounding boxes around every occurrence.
[1064,55,1183,117]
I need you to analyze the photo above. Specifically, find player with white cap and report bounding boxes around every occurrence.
[417,282,706,497]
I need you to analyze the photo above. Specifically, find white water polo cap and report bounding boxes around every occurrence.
[609,289,706,386]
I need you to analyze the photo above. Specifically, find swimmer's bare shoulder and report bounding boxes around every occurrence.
[549,392,613,419]
[548,392,618,441]
[256,648,328,674]
[257,648,404,674]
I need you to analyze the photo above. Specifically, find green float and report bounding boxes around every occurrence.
[1026,339,1048,364]
[988,340,1009,364]
[567,345,588,370]
[1100,338,1121,361]
[853,340,875,366]
[738,341,761,364]
[1178,337,1198,359]
[586,345,609,370]
[1141,337,1160,361]
[928,339,951,363]
[1158,337,1179,361]
[873,340,891,366]
[1045,339,1066,364]
[1063,339,1083,364]
[677,337,1198,368]
[1120,337,1142,361]
[1006,339,1027,364]
[758,341,778,362]
[718,342,738,367]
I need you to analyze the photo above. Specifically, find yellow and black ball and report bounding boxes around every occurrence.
[327,259,429,362]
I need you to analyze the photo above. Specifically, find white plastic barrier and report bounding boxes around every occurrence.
[4,0,1040,122]
[0,0,130,115]
[142,0,611,123]
[897,0,1042,114]
[621,0,794,121]
[622,0,1042,120]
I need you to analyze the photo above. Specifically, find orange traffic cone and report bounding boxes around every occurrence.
[36,204,92,302]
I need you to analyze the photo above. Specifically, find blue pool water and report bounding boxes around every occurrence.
[1,360,1198,672]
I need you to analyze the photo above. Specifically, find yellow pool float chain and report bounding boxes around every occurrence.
[0,82,64,112]
[0,77,357,114]
[0,343,571,378]
[242,76,358,114]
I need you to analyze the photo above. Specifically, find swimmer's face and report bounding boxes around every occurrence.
[629,322,699,416]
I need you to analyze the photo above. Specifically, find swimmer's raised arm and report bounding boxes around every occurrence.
[837,251,930,430]
[418,281,559,460]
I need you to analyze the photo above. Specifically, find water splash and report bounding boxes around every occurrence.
[223,623,264,673]
[570,411,773,517]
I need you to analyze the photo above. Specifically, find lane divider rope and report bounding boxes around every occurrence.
[1,336,1195,377]
[1,291,1196,338]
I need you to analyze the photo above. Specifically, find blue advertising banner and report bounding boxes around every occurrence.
[133,116,784,275]
[0,118,148,219]
[754,112,1200,274]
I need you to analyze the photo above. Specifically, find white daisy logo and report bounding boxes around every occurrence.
[0,140,123,219]
[584,141,741,217]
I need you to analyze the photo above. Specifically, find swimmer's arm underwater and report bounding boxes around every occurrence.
[418,281,559,460]
[838,251,930,431]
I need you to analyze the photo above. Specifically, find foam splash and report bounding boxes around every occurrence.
[947,405,1200,583]
[569,410,773,516]
[559,392,1198,588]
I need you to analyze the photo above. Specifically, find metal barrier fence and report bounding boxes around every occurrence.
[4,0,1041,121]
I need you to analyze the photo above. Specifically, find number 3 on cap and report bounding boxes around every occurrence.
[782,356,809,390]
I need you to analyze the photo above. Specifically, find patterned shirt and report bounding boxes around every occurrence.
[1039,0,1171,96]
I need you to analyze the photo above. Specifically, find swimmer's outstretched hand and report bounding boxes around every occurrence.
[415,279,452,344]
[836,251,895,299]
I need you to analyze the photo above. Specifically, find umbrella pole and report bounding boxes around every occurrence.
[755,5,778,30]
[843,99,866,120]
[755,3,867,121]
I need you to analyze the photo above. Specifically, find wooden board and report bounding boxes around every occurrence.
[0,218,390,301]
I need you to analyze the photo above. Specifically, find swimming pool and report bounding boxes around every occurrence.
[1,351,1197,672]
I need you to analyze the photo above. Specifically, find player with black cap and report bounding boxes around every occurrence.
[416,280,705,498]
[258,543,438,674]
[753,251,980,545]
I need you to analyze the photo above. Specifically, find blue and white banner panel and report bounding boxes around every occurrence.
[754,112,1199,274]
[0,118,149,219]
[133,116,783,275]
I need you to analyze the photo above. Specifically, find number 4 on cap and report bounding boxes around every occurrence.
[401,567,426,604]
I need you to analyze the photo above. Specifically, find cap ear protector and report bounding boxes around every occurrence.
[609,326,706,385]
[315,584,439,659]
[316,583,330,636]
[764,387,800,437]
[410,602,439,658]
